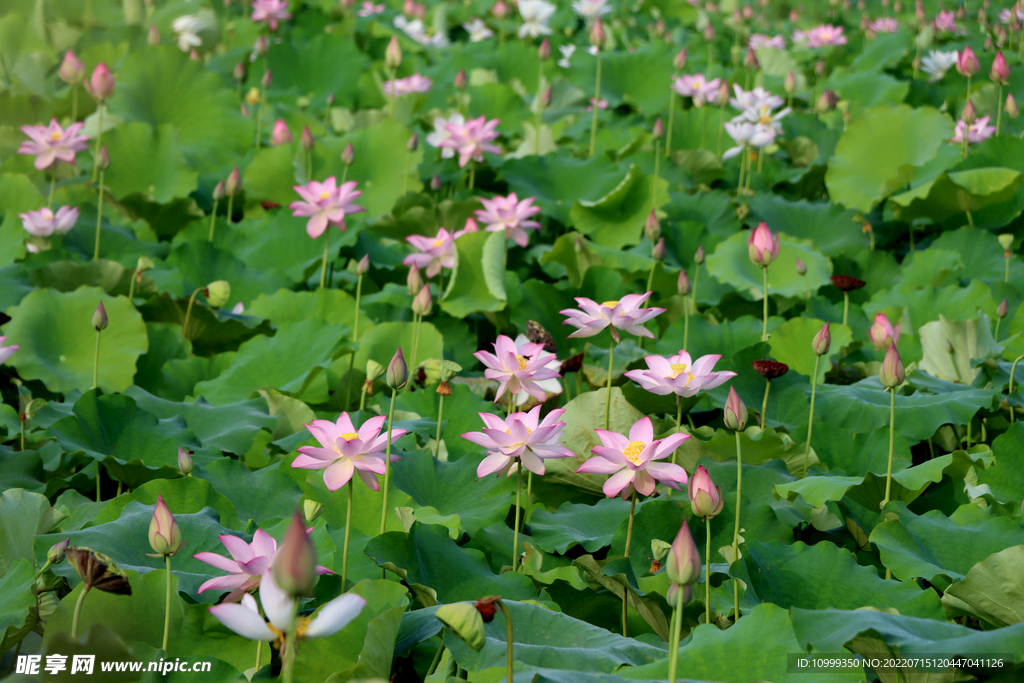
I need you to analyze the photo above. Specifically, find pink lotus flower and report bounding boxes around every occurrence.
[576,417,690,498]
[383,73,433,96]
[289,177,364,238]
[0,337,19,365]
[748,222,780,266]
[473,334,560,402]
[798,24,847,48]
[358,1,386,16]
[251,0,291,30]
[292,412,408,491]
[672,74,721,107]
[439,115,501,168]
[463,406,574,477]
[868,17,899,33]
[934,9,957,33]
[194,529,331,600]
[474,193,541,247]
[867,313,901,350]
[586,97,609,111]
[952,116,996,144]
[749,34,785,49]
[404,227,456,277]
[624,350,736,397]
[560,293,666,343]
[18,206,79,237]
[18,119,89,170]
[426,113,465,158]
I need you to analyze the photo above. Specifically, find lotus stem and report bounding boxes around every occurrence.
[526,471,533,523]
[512,463,522,571]
[704,516,711,625]
[842,291,850,328]
[96,464,101,502]
[1006,254,1011,283]
[426,643,445,677]
[93,170,104,260]
[92,106,104,182]
[666,76,677,159]
[682,297,690,355]
[379,386,399,571]
[534,65,544,156]
[71,85,78,122]
[71,583,92,640]
[496,599,514,683]
[675,397,684,438]
[667,585,683,683]
[761,266,769,342]
[388,67,396,121]
[700,106,708,150]
[759,379,770,430]
[342,478,353,589]
[20,415,25,451]
[733,430,742,618]
[162,555,171,651]
[255,641,263,675]
[737,145,747,193]
[604,340,614,430]
[997,85,1003,136]
[1010,354,1024,424]
[92,329,101,390]
[882,388,896,509]
[282,603,298,683]
[224,194,234,235]
[717,101,726,157]
[651,140,661,216]
[805,354,820,477]
[320,231,330,289]
[208,197,219,241]
[255,79,266,148]
[434,393,445,459]
[589,53,602,158]
[181,286,203,339]
[345,270,363,409]
[48,174,56,210]
[622,489,637,636]
[995,315,1003,343]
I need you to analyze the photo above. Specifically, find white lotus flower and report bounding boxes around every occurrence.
[518,0,555,38]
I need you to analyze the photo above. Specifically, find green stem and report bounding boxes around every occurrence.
[224,194,234,235]
[651,140,660,216]
[805,355,820,477]
[93,170,104,260]
[434,394,445,459]
[704,516,711,625]
[526,471,533,523]
[624,491,636,558]
[997,84,1003,136]
[162,555,171,651]
[645,262,656,298]
[675,397,684,438]
[995,316,1002,343]
[255,81,266,148]
[181,287,203,339]
[320,230,330,289]
[1006,255,1011,284]
[667,585,683,683]
[426,643,445,677]
[512,463,522,571]
[282,602,298,683]
[342,478,353,590]
[71,583,91,640]
[255,641,263,675]
[700,105,708,150]
[1009,354,1024,425]
[716,102,726,157]
[589,53,602,158]
[534,63,544,156]
[683,295,690,354]
[604,339,615,430]
[71,85,78,122]
[48,174,56,210]
[496,599,513,683]
[759,379,770,430]
[208,198,219,241]
[842,291,849,328]
[666,86,676,159]
[92,329,101,390]
[379,387,398,577]
[389,67,396,121]
[732,430,742,619]
[92,105,104,182]
[882,388,896,509]
[737,145,747,194]
[468,161,475,191]
[345,271,363,409]
[761,266,769,342]
[96,463,101,502]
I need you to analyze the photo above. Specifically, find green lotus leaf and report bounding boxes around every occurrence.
[569,165,669,250]
[100,122,198,203]
[705,230,832,300]
[440,229,507,318]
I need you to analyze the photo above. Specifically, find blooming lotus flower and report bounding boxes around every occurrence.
[292,412,408,491]
[18,206,79,237]
[426,113,465,158]
[951,116,996,145]
[558,44,576,68]
[18,119,89,170]
[688,465,723,519]
[474,193,541,247]
[572,0,610,20]
[560,293,666,343]
[798,24,846,48]
[289,177,364,238]
[749,33,785,49]
[439,116,501,168]
[729,84,785,112]
[463,406,574,478]
[722,120,775,159]
[404,227,456,277]
[867,313,901,350]
[672,74,721,107]
[576,417,690,498]
[394,15,448,47]
[868,17,898,33]
[1001,7,1024,25]
[518,0,555,38]
[921,50,959,82]
[0,337,19,365]
[586,97,609,111]
[147,495,184,557]
[624,350,737,397]
[358,1,385,16]
[510,333,561,404]
[748,222,780,266]
[383,73,433,96]
[738,104,791,136]
[934,10,957,34]
[194,529,330,600]
[463,18,494,41]
[209,568,365,645]
[251,0,291,30]
[473,334,560,402]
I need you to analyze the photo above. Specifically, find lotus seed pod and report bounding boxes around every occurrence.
[303,499,324,522]
[204,280,231,308]
[436,602,486,652]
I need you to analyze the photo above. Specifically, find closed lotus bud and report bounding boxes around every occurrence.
[677,268,691,296]
[654,19,665,38]
[213,180,226,201]
[189,49,201,62]
[407,133,418,152]
[272,511,317,597]
[538,38,551,61]
[703,23,715,41]
[96,146,110,171]
[1007,93,1020,119]
[225,167,241,197]
[956,46,980,77]
[385,36,403,70]
[300,126,314,153]
[92,302,108,331]
[255,35,269,57]
[795,257,807,276]
[652,237,666,261]
[436,602,486,652]
[747,222,779,266]
[879,342,905,387]
[998,233,1014,250]
[357,254,370,274]
[271,120,292,146]
[439,359,462,382]
[816,89,839,112]
[991,52,1010,85]
[723,386,747,431]
[590,18,606,49]
[673,48,687,70]
[666,520,701,586]
[744,47,759,70]
[998,298,1009,318]
[48,539,70,565]
[342,142,355,166]
[644,210,661,242]
[454,68,467,91]
[233,61,247,83]
[790,9,799,21]
[386,347,408,389]
[694,244,705,265]
[148,495,184,557]
[177,447,194,474]
[366,359,386,382]
[688,465,724,519]
[407,264,423,295]
[59,51,85,85]
[88,63,115,103]
[784,71,797,95]
[303,499,324,522]
[148,23,161,46]
[815,59,826,77]
[205,280,231,308]
[412,284,432,316]
[542,86,553,108]
[652,117,665,140]
[962,98,976,125]
[868,313,901,349]
[430,175,443,191]
[812,322,831,356]
[492,0,508,18]
[64,547,131,595]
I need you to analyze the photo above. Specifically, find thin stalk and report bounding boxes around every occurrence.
[995,316,1003,343]
[624,491,637,558]
[736,145,747,193]
[534,64,544,156]
[700,106,708,150]
[342,478,353,589]
[320,230,331,289]
[683,295,690,354]
[716,101,726,157]
[92,106,104,182]
[732,430,742,618]
[96,464,101,502]
[93,170,104,260]
[255,641,263,675]
[1006,254,1011,283]
[704,516,711,625]
[71,584,92,639]
[282,602,298,683]
[468,161,476,191]
[761,266,769,342]
[71,85,78,122]
[645,261,656,298]
[589,53,602,158]
[526,471,533,523]
[20,416,25,451]
[116,480,121,497]
[181,287,203,339]
[667,587,683,683]
[675,397,684,436]
[434,393,445,458]
[689,264,700,344]
[388,67,396,121]
[255,80,266,148]
[512,464,522,571]
[224,194,234,235]
[666,75,677,159]
[759,379,770,430]
[842,291,850,328]
[162,555,171,651]
[882,388,896,508]
[409,312,422,386]
[496,600,514,683]
[379,387,399,565]
[426,643,445,677]
[344,271,363,409]
[604,339,615,430]
[805,354,820,477]
[208,198,219,241]
[651,141,660,216]
[997,84,1003,136]
[92,330,101,389]
[48,174,56,210]
[1009,354,1024,424]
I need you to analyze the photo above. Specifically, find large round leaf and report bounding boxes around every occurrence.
[100,122,198,203]
[705,230,832,299]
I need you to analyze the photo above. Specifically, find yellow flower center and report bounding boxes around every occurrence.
[267,617,312,650]
[340,432,359,441]
[515,354,528,370]
[431,238,444,248]
[668,363,689,379]
[50,131,62,141]
[320,191,330,200]
[601,300,619,309]
[623,440,646,464]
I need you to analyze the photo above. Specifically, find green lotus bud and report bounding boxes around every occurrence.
[694,244,705,265]
[204,280,231,308]
[177,447,194,475]
[439,360,462,383]
[48,539,70,565]
[879,343,905,388]
[677,268,690,296]
[357,254,370,274]
[224,167,241,197]
[386,347,408,389]
[342,142,355,166]
[92,302,108,331]
[147,494,184,557]
[366,359,386,382]
[436,602,486,652]
[385,36,402,70]
[303,499,324,522]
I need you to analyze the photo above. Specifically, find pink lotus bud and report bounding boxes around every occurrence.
[430,175,443,191]
[654,19,665,38]
[385,36,403,70]
[747,222,779,266]
[386,346,408,389]
[178,447,194,474]
[815,59,826,77]
[652,237,666,261]
[407,133,418,151]
[991,52,1010,85]
[412,284,433,316]
[58,51,85,85]
[541,86,553,108]
[463,217,479,233]
[96,146,110,171]
[694,244,705,265]
[652,117,665,140]
[688,465,724,519]
[271,511,317,597]
[790,9,799,21]
[271,120,292,146]
[812,322,831,356]
[148,495,184,557]
[645,210,661,242]
[261,69,273,89]
[147,24,161,46]
[717,80,730,103]
[213,180,226,201]
[189,49,201,62]
[666,520,701,586]
[255,35,269,56]
[984,34,995,52]
[879,343,905,387]
[1006,93,1020,119]
[402,0,416,16]
[342,142,355,165]
[998,298,1009,318]
[956,46,980,77]
[744,47,759,70]
[88,63,115,102]
[962,98,976,125]
[703,23,715,41]
[816,89,839,112]
[590,19,606,49]
[795,257,807,276]
[868,313,900,349]
[92,302,108,331]
[677,268,691,296]
[673,48,687,70]
[233,62,247,83]
[454,68,467,90]
[743,5,753,18]
[407,264,423,295]
[225,167,241,197]
[538,38,551,61]
[357,254,370,275]
[784,71,797,94]
[492,0,508,19]
[723,386,747,431]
